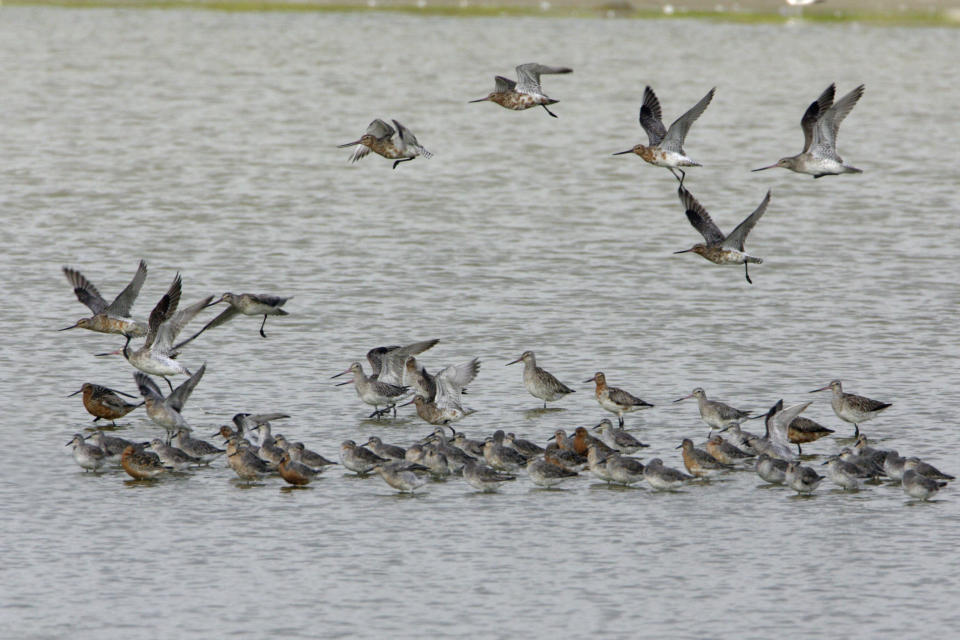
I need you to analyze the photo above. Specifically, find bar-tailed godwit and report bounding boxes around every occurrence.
[338,119,432,169]
[674,185,770,284]
[753,83,864,177]
[61,260,148,336]
[809,379,890,436]
[506,351,575,408]
[470,63,572,118]
[613,86,715,184]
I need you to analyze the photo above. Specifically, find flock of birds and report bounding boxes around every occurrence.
[57,65,950,503]
[61,262,951,501]
[339,64,865,284]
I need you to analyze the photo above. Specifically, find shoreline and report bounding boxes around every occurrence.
[6,0,960,27]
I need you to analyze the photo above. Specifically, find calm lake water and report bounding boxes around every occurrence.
[1,7,959,638]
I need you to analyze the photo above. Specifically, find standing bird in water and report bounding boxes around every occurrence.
[469,63,573,118]
[673,185,771,284]
[178,292,289,345]
[338,119,432,169]
[68,383,142,426]
[753,83,864,178]
[584,372,653,427]
[506,350,575,409]
[60,260,148,336]
[809,379,890,437]
[612,86,715,184]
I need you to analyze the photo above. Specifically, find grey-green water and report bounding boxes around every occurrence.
[1,7,959,638]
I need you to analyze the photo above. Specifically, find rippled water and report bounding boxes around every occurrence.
[2,7,959,638]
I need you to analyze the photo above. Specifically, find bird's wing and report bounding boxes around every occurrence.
[515,63,571,95]
[392,120,431,158]
[661,87,715,153]
[167,363,206,413]
[105,260,148,318]
[723,190,771,251]
[434,367,465,410]
[446,358,481,390]
[813,84,864,160]
[63,267,107,314]
[144,274,182,349]
[366,118,395,140]
[638,86,667,146]
[678,186,724,245]
[249,293,288,307]
[154,296,213,355]
[493,75,516,93]
[771,401,811,447]
[134,372,166,403]
[172,305,240,352]
[801,84,835,153]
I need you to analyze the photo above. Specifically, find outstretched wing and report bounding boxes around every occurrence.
[801,83,835,153]
[63,267,107,314]
[366,118,395,140]
[723,190,771,251]
[153,296,213,355]
[105,260,148,317]
[167,363,206,413]
[375,339,440,385]
[813,84,864,160]
[678,186,724,245]
[134,372,166,403]
[144,274,182,349]
[172,305,240,352]
[492,75,517,93]
[434,360,479,410]
[638,86,666,146]
[392,120,432,158]
[661,87,715,153]
[515,63,571,96]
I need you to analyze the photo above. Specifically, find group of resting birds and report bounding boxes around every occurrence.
[63,289,950,501]
[339,63,865,284]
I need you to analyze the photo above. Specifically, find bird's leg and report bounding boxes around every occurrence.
[543,402,547,409]
[618,416,624,428]
[391,404,398,418]
[744,264,753,285]
[541,104,559,118]
[392,158,413,170]
[854,424,859,437]
[163,377,174,393]
[259,315,268,338]
[797,443,802,455]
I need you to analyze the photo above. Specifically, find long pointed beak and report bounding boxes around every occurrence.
[94,349,121,357]
[673,248,695,254]
[675,443,683,449]
[337,139,363,148]
[204,295,226,308]
[751,163,777,172]
[58,323,80,331]
[583,377,596,383]
[809,385,831,393]
[505,357,522,366]
[334,379,354,387]
[65,439,74,446]
[68,389,84,397]
[673,394,693,403]
[331,369,350,379]
[468,97,490,103]
[611,149,634,156]
[399,399,415,407]
[547,434,556,442]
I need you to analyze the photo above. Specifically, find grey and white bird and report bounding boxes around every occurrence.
[462,459,516,492]
[810,379,891,437]
[753,83,864,178]
[178,292,289,346]
[66,433,106,472]
[901,469,948,501]
[506,350,575,408]
[784,461,824,494]
[135,363,206,440]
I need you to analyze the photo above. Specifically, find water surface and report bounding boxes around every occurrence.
[1,8,959,638]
